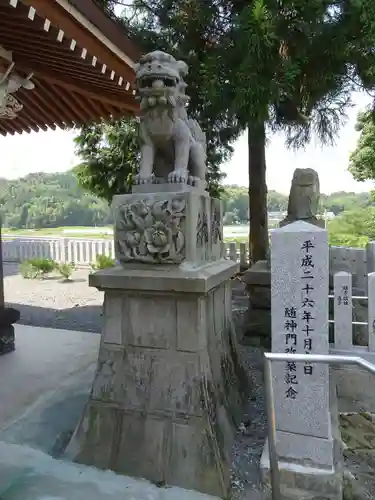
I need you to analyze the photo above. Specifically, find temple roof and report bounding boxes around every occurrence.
[0,0,140,135]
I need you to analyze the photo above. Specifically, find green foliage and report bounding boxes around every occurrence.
[20,260,40,279]
[58,262,76,280]
[30,258,57,276]
[1,169,372,230]
[91,254,116,271]
[328,232,369,248]
[320,191,372,215]
[91,0,375,262]
[74,119,139,202]
[0,171,112,229]
[20,258,57,279]
[327,207,375,248]
[349,110,375,183]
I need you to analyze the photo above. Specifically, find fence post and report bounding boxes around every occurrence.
[239,243,247,269]
[367,241,375,274]
[229,242,237,262]
[60,238,69,263]
[333,271,353,350]
[368,272,375,352]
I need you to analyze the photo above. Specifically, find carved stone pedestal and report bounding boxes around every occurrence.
[112,184,224,267]
[66,260,248,497]
[67,186,248,497]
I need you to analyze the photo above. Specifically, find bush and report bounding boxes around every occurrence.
[328,232,369,248]
[90,254,116,271]
[20,258,57,279]
[58,262,76,280]
[31,258,57,276]
[20,260,40,279]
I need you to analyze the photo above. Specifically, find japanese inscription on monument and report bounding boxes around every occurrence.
[334,271,352,350]
[271,221,331,441]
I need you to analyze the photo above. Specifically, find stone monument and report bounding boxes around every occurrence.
[279,168,324,228]
[66,51,248,497]
[0,217,20,355]
[260,221,342,499]
[243,168,324,343]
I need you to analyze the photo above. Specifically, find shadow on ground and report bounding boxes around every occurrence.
[2,263,20,278]
[4,303,103,333]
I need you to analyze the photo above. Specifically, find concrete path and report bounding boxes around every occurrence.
[0,325,100,452]
[0,441,219,500]
[0,325,219,500]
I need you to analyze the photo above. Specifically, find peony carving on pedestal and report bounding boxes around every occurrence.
[115,197,186,263]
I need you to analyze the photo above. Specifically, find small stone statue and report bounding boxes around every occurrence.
[134,50,207,187]
[279,168,324,228]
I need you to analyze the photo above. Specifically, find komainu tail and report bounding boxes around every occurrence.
[187,119,207,154]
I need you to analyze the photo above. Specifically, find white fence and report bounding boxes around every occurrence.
[2,236,375,279]
[330,270,375,351]
[1,236,249,267]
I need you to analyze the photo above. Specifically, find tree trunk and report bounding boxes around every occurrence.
[248,122,269,265]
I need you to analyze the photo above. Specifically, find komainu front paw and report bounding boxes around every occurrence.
[133,173,154,185]
[168,170,188,184]
[188,175,200,187]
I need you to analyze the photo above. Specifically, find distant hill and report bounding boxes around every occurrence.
[0,171,112,229]
[0,171,373,229]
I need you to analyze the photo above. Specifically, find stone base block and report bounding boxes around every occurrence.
[67,260,249,498]
[0,325,15,355]
[260,378,343,499]
[243,260,270,308]
[260,446,342,500]
[0,307,20,355]
[242,261,271,341]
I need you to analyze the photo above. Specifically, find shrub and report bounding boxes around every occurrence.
[20,258,57,279]
[90,254,116,271]
[30,258,57,276]
[20,260,40,279]
[58,262,76,280]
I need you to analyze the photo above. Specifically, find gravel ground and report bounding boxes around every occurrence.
[3,263,267,498]
[4,263,104,333]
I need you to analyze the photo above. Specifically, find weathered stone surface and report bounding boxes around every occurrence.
[112,191,223,267]
[279,168,324,229]
[67,260,248,498]
[261,382,343,500]
[340,412,375,500]
[333,272,353,350]
[333,349,375,414]
[0,324,15,355]
[0,307,19,355]
[271,222,332,459]
[134,51,207,188]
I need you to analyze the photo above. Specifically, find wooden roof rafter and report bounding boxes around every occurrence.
[0,0,140,135]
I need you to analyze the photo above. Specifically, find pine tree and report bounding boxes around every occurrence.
[78,0,375,262]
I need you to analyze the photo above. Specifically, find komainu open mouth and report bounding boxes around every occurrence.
[139,75,178,89]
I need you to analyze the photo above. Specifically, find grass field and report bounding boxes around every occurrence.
[3,225,250,243]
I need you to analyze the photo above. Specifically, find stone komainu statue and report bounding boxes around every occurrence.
[134,51,207,187]
[279,168,324,228]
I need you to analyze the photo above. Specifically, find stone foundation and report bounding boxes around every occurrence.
[0,307,20,355]
[66,260,249,497]
[242,260,271,343]
[260,380,343,500]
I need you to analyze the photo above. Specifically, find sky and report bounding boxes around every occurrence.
[0,90,373,195]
